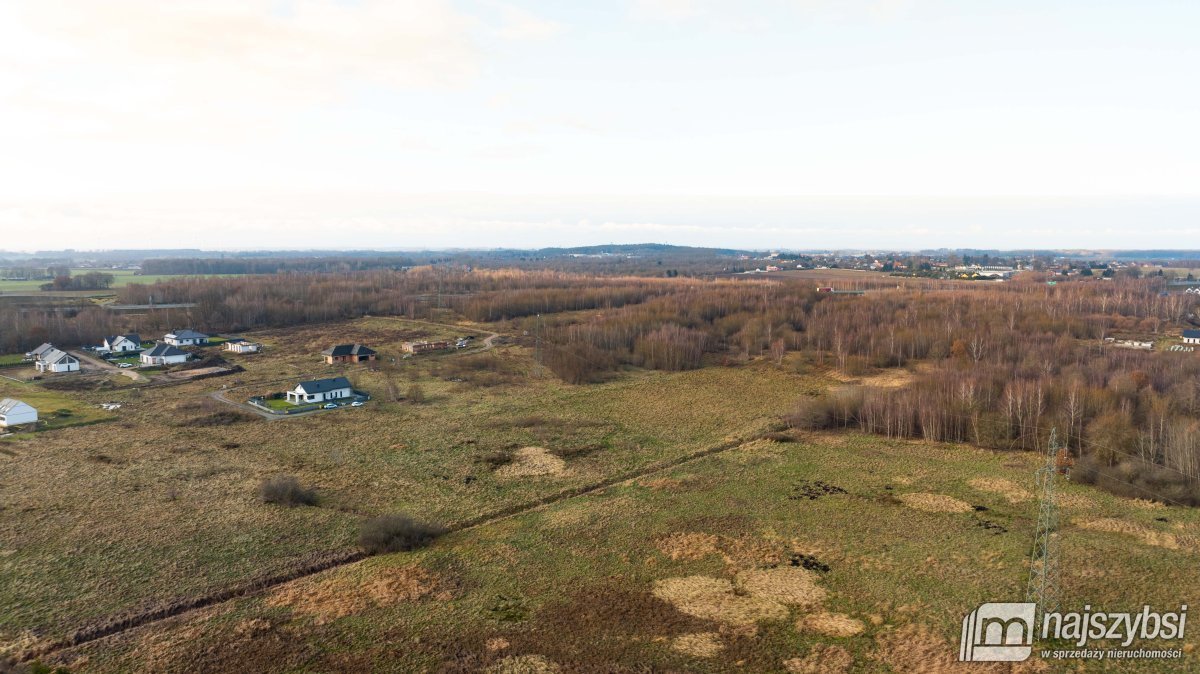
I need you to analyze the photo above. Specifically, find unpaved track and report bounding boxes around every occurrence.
[23,427,779,663]
[70,350,148,383]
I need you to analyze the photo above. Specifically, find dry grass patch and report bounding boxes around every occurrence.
[1059,492,1099,510]
[266,563,448,625]
[898,492,973,514]
[1129,498,1167,510]
[870,622,977,674]
[967,477,1032,503]
[736,566,827,608]
[784,644,854,674]
[657,532,721,561]
[796,611,865,637]
[651,576,788,626]
[486,654,562,674]
[1075,518,1200,553]
[495,447,567,478]
[671,631,723,658]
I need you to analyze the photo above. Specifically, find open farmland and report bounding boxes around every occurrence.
[34,431,1200,673]
[0,270,246,293]
[0,318,824,656]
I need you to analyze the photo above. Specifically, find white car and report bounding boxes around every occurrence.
[323,403,338,409]
[118,363,132,368]
[350,401,364,407]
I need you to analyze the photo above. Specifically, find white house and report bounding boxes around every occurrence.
[285,377,353,404]
[0,398,37,427]
[1184,329,1200,345]
[164,329,209,347]
[35,348,79,373]
[224,339,261,354]
[141,342,190,366]
[103,333,142,352]
[25,343,54,360]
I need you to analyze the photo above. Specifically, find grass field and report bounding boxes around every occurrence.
[4,316,1198,672]
[0,318,819,654]
[0,270,246,293]
[50,432,1200,672]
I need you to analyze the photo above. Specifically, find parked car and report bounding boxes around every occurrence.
[118,363,132,368]
[323,403,338,409]
[350,401,364,407]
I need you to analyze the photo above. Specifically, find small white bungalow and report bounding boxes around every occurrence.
[0,398,37,427]
[164,329,209,347]
[286,377,353,404]
[224,339,261,354]
[1183,329,1200,345]
[141,342,190,366]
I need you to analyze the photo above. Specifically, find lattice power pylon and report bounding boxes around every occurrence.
[1025,428,1062,616]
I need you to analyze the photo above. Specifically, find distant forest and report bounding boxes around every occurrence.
[2,261,1199,504]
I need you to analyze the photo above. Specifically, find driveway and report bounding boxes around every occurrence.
[70,350,149,383]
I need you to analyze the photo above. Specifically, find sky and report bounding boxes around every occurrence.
[1,0,1198,251]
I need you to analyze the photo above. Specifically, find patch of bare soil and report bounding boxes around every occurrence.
[486,654,562,674]
[796,612,865,637]
[495,447,567,478]
[967,477,1032,503]
[784,644,854,674]
[651,576,788,626]
[671,631,723,658]
[898,492,974,514]
[829,368,915,388]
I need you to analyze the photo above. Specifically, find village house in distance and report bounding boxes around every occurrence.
[163,329,209,347]
[103,334,142,353]
[27,344,80,373]
[286,377,353,404]
[141,342,190,366]
[224,338,261,354]
[402,340,450,354]
[322,344,376,364]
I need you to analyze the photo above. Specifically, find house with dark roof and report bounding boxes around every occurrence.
[321,344,377,364]
[286,377,353,404]
[1183,329,1200,345]
[164,329,209,347]
[103,333,142,352]
[35,348,79,373]
[140,342,190,366]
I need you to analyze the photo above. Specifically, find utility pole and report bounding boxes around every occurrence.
[534,313,541,374]
[1026,428,1062,617]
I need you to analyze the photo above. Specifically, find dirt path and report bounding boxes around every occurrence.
[69,350,148,383]
[23,427,780,663]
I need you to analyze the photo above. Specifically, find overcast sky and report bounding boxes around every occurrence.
[1,0,1198,251]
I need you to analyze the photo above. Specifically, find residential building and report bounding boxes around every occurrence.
[321,344,377,364]
[285,377,353,404]
[141,342,190,366]
[1183,329,1200,345]
[103,334,142,352]
[35,348,79,373]
[224,339,261,354]
[163,329,209,346]
[0,398,37,427]
[402,340,450,354]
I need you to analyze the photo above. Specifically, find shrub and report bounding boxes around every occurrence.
[358,514,446,554]
[407,383,426,403]
[257,475,318,507]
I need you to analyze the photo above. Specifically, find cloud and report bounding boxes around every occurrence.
[486,2,565,40]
